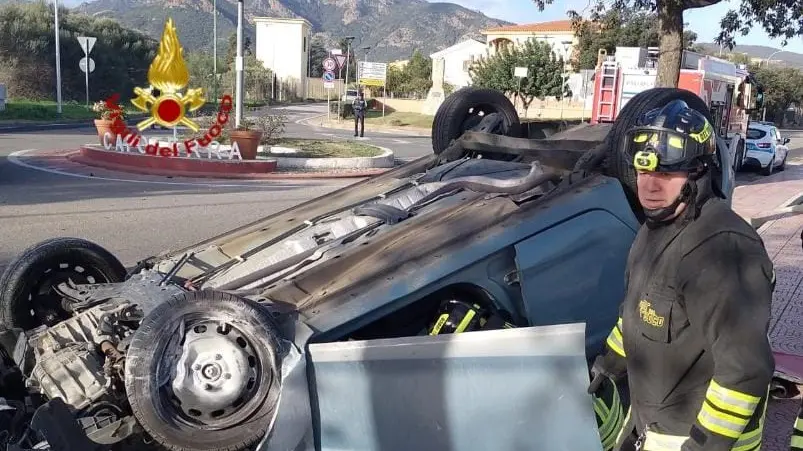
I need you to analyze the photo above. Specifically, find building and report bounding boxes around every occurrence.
[481,19,578,68]
[429,39,488,88]
[254,17,312,99]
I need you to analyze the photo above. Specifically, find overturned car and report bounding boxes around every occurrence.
[0,86,788,451]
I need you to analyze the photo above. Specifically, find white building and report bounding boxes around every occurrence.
[429,39,488,88]
[481,20,578,69]
[254,17,312,99]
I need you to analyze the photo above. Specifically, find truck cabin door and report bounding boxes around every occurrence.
[721,84,735,136]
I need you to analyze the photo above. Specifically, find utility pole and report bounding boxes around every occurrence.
[53,0,63,115]
[213,0,218,107]
[344,36,355,100]
[235,0,244,127]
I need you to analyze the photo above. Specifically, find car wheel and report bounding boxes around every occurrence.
[607,88,715,221]
[432,87,521,155]
[0,238,126,331]
[761,157,774,176]
[125,291,282,451]
[779,152,787,171]
[734,138,745,172]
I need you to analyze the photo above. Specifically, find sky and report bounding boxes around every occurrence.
[434,0,803,55]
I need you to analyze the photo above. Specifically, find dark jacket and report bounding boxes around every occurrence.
[603,195,775,451]
[352,98,367,116]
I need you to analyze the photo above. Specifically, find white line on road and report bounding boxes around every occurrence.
[8,149,318,188]
[392,139,411,144]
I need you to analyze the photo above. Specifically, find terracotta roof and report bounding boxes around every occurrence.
[482,19,576,34]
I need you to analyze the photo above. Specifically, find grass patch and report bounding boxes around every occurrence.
[263,138,382,158]
[363,111,434,129]
[0,100,139,122]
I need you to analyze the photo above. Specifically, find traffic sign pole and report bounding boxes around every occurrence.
[85,54,89,106]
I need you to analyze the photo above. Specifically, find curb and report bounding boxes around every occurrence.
[751,191,803,231]
[23,147,392,180]
[266,146,395,170]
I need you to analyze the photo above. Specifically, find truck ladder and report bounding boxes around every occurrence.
[595,60,619,123]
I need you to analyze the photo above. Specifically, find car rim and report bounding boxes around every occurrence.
[165,319,268,429]
[26,262,113,326]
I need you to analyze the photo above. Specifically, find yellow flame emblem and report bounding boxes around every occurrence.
[130,18,205,132]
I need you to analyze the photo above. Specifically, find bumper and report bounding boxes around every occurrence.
[744,150,773,168]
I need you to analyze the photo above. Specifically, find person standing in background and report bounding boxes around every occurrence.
[353,91,367,138]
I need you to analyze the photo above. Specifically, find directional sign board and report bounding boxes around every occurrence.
[79,57,95,73]
[323,58,337,72]
[77,36,97,55]
[358,61,387,87]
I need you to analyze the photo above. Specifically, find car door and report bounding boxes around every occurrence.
[774,127,789,163]
[303,324,605,451]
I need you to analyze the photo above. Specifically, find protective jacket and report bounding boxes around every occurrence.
[601,196,776,451]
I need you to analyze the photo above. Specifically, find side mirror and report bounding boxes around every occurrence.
[784,137,791,145]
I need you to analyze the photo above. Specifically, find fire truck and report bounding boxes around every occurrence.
[590,47,764,171]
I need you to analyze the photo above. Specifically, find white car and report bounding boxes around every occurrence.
[744,122,790,176]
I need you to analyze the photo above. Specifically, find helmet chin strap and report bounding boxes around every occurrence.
[643,178,697,226]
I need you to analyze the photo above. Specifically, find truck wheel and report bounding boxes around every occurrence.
[607,88,715,219]
[0,238,126,331]
[432,87,521,155]
[125,290,282,451]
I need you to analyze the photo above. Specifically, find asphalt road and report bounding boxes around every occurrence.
[0,102,801,273]
[0,103,433,272]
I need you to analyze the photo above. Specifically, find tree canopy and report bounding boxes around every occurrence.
[385,49,435,98]
[531,0,803,88]
[469,38,568,111]
[572,10,697,70]
[0,1,157,101]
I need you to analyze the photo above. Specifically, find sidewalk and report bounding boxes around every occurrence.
[734,164,803,450]
[301,114,432,137]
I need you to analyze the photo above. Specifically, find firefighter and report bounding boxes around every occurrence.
[587,99,776,451]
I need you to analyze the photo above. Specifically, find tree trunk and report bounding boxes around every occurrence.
[656,0,685,88]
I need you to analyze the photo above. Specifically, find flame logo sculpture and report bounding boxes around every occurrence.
[130,18,205,132]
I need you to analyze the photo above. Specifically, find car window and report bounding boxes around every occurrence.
[746,128,766,140]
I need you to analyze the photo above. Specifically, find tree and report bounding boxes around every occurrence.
[572,9,697,70]
[751,65,803,125]
[532,0,803,89]
[225,31,252,67]
[308,36,329,78]
[469,38,567,111]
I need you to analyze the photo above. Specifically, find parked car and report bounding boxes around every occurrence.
[341,87,359,103]
[2,87,797,451]
[744,122,790,175]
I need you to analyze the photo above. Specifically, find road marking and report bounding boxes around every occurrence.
[392,139,411,144]
[296,113,327,124]
[8,149,318,188]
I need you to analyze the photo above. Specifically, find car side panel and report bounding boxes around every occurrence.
[514,209,636,361]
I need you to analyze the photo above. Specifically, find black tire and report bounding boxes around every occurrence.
[0,237,126,331]
[432,87,521,155]
[607,88,715,217]
[125,291,282,451]
[734,138,745,172]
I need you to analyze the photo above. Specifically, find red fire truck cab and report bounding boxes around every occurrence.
[590,47,763,171]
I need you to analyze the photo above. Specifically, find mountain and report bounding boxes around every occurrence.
[69,0,511,62]
[695,42,803,69]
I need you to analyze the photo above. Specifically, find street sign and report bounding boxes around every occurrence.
[323,57,337,72]
[79,57,95,73]
[323,71,335,82]
[514,67,528,78]
[330,49,343,55]
[324,81,335,89]
[335,55,347,69]
[77,36,97,55]
[358,61,387,87]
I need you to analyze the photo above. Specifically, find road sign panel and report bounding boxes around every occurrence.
[358,61,387,86]
[77,36,97,55]
[324,81,335,89]
[335,55,347,69]
[79,57,95,73]
[323,71,335,82]
[323,58,337,71]
[330,49,343,55]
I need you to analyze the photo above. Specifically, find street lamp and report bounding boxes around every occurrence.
[213,0,218,107]
[53,0,63,115]
[344,36,355,87]
[234,0,244,127]
[762,49,786,67]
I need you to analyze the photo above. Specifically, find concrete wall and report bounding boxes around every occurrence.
[375,96,591,120]
[432,40,489,88]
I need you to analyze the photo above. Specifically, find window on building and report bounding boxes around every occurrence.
[303,36,307,52]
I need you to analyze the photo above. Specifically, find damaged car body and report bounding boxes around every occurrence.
[1,86,787,451]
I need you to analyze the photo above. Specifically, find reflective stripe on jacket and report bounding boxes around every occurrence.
[792,400,803,450]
